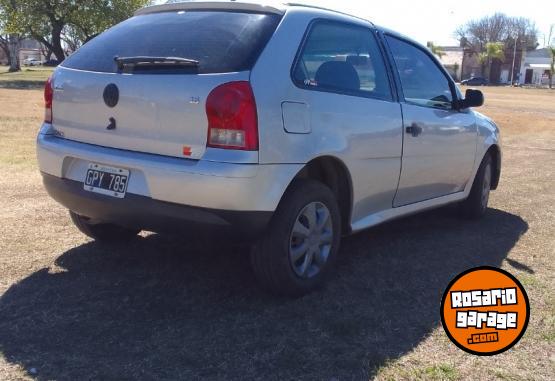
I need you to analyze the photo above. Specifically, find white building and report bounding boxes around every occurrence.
[438,46,464,81]
[519,48,552,86]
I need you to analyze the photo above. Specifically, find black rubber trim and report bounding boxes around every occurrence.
[42,173,272,239]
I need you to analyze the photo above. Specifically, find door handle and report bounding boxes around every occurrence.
[406,123,423,137]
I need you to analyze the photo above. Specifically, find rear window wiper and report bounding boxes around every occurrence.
[114,56,200,71]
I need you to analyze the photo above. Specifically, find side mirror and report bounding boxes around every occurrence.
[458,89,484,109]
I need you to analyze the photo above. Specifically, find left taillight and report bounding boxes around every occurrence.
[206,81,258,151]
[44,76,53,123]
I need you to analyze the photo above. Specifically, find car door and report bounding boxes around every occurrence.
[289,21,404,222]
[384,35,477,207]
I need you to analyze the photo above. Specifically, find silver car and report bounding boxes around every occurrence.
[37,1,501,295]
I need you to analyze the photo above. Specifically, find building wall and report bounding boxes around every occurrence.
[461,52,483,80]
[519,49,552,86]
[19,48,44,63]
[439,48,463,81]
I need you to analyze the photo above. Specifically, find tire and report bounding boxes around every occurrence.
[459,153,493,219]
[250,179,342,296]
[69,211,140,242]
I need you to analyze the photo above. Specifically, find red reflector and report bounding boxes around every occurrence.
[206,81,258,151]
[44,76,53,123]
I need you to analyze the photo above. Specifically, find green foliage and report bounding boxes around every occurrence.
[485,41,505,62]
[476,42,505,79]
[69,0,153,42]
[0,0,152,60]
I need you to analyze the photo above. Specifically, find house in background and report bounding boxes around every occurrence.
[519,48,552,86]
[437,47,484,83]
[0,38,46,66]
[438,46,463,81]
[438,45,525,84]
[18,39,45,63]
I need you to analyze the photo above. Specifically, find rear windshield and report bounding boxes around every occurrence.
[62,11,281,74]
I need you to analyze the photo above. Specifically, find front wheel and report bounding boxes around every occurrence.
[459,154,493,219]
[69,211,140,242]
[250,179,341,296]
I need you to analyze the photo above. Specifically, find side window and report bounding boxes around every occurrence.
[386,36,454,109]
[293,21,392,101]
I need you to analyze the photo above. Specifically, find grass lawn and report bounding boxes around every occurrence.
[0,65,54,89]
[0,86,553,380]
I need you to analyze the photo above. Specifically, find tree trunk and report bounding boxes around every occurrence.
[50,22,66,62]
[8,34,20,72]
[0,42,10,64]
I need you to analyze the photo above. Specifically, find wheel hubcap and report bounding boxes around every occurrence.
[289,202,333,278]
[481,163,492,210]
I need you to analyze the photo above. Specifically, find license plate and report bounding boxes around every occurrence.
[83,163,129,198]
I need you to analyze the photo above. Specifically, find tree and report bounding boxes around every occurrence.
[0,11,10,64]
[548,25,554,89]
[0,7,18,72]
[549,47,555,89]
[0,0,151,63]
[456,13,538,81]
[481,42,505,79]
[427,42,445,59]
[7,32,19,71]
[67,0,153,46]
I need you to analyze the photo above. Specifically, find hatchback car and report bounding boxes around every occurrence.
[37,1,501,295]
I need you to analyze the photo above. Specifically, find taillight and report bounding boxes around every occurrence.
[206,81,258,150]
[44,76,53,123]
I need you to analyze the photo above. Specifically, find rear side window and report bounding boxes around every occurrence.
[62,11,281,74]
[292,21,392,101]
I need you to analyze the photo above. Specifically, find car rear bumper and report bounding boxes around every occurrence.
[41,173,272,238]
[37,125,303,235]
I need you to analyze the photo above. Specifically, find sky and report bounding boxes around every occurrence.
[294,0,554,47]
[155,0,555,47]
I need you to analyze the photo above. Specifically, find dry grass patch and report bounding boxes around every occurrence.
[0,87,553,380]
[0,66,53,89]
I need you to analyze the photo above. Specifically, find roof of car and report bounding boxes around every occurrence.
[135,1,417,45]
[136,1,286,16]
[136,1,370,23]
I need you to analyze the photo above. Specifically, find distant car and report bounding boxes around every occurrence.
[461,77,488,86]
[23,58,41,66]
[43,59,61,67]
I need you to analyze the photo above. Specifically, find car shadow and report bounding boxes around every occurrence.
[0,207,527,380]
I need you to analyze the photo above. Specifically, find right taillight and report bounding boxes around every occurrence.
[44,76,53,123]
[206,81,258,151]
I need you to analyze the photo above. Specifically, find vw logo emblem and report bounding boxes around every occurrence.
[103,83,119,108]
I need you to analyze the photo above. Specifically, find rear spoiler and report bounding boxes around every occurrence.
[135,1,286,16]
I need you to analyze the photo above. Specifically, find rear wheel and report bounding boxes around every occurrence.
[69,211,140,242]
[250,179,341,296]
[459,154,492,219]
